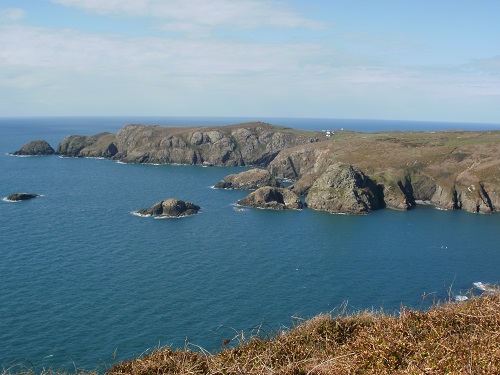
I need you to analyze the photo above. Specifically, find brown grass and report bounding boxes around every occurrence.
[4,294,498,375]
[105,293,499,375]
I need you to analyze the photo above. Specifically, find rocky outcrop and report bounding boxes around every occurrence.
[57,133,118,158]
[6,193,41,201]
[214,169,282,190]
[135,198,200,218]
[13,140,55,156]
[305,163,384,214]
[57,122,325,166]
[237,187,303,210]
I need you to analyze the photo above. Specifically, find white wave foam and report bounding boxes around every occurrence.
[2,194,43,202]
[473,282,486,291]
[2,197,21,203]
[130,211,151,217]
[454,295,468,302]
[116,160,128,164]
[473,282,500,294]
[7,153,31,157]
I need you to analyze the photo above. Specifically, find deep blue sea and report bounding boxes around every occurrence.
[1,116,499,372]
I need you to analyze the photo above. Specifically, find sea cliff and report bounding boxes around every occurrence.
[56,122,324,166]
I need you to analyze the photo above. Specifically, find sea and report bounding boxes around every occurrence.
[1,116,499,372]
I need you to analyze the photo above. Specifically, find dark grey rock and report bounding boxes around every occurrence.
[135,198,200,218]
[6,193,41,201]
[13,140,55,156]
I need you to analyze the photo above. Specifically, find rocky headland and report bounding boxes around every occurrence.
[56,122,324,166]
[134,198,200,218]
[237,187,303,210]
[17,122,500,214]
[269,130,500,214]
[12,140,55,156]
[214,168,281,190]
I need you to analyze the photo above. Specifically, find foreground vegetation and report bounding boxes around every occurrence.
[6,293,499,375]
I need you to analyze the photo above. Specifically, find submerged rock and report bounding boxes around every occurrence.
[135,198,200,218]
[13,140,55,156]
[6,193,41,201]
[237,187,303,210]
[214,168,282,190]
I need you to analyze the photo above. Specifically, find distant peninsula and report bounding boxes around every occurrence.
[14,121,500,214]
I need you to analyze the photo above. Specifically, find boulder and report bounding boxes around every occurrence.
[6,193,41,201]
[13,140,55,156]
[305,163,384,214]
[135,198,200,218]
[237,187,303,210]
[214,168,282,190]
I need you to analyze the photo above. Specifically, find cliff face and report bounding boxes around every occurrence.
[269,131,500,213]
[57,122,324,167]
[57,132,118,158]
[305,163,384,214]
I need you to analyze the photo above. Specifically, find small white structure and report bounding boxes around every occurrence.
[326,130,335,137]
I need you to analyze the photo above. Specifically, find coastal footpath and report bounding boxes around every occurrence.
[15,122,500,214]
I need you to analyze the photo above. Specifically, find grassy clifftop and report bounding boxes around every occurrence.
[5,294,499,374]
[106,294,499,375]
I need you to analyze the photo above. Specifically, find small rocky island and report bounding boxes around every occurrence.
[6,193,41,201]
[237,187,303,210]
[12,140,55,156]
[214,168,282,190]
[134,198,200,218]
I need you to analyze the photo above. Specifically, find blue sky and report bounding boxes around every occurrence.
[1,0,500,122]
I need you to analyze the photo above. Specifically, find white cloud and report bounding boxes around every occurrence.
[50,0,325,35]
[0,8,25,22]
[0,24,321,75]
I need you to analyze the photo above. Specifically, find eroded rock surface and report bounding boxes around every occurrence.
[214,169,282,190]
[305,163,384,214]
[237,187,303,210]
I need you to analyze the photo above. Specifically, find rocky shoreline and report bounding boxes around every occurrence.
[12,122,500,214]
